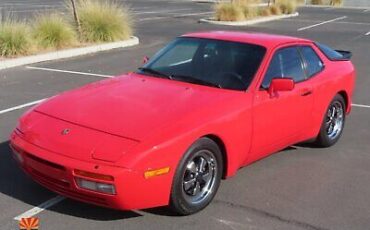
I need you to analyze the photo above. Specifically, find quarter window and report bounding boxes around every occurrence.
[262,47,305,88]
[299,46,324,77]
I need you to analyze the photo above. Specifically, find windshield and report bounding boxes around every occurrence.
[137,37,266,91]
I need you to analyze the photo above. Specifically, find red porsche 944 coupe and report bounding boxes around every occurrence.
[10,31,355,215]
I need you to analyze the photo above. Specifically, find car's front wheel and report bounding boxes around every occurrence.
[170,137,223,215]
[316,94,346,147]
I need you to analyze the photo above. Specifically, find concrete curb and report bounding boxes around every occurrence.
[192,0,228,3]
[199,12,299,26]
[301,5,370,10]
[192,0,268,6]
[0,36,139,70]
[192,1,370,9]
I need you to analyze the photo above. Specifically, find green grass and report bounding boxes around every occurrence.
[75,0,133,42]
[33,13,77,49]
[0,19,30,57]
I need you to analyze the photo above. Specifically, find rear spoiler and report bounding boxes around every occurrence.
[314,42,352,61]
[334,50,352,61]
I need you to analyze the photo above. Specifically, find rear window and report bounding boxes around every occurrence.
[315,42,344,60]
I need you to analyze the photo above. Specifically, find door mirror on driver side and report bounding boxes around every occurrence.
[268,78,295,95]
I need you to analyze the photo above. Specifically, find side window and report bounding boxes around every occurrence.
[262,53,283,88]
[299,46,324,77]
[262,47,306,88]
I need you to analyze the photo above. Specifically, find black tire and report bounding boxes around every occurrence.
[316,94,346,147]
[170,137,223,215]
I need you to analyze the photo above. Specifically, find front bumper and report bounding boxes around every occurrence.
[9,131,171,210]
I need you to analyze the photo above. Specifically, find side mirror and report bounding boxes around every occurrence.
[268,78,295,95]
[142,56,149,64]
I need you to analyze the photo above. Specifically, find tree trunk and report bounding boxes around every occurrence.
[70,0,81,37]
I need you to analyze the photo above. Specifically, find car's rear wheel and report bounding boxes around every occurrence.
[316,94,346,147]
[170,137,223,215]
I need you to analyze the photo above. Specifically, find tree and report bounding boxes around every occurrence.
[70,0,81,36]
[268,0,276,6]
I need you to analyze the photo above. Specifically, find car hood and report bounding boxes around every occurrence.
[35,73,237,141]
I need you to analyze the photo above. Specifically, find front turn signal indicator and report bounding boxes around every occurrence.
[144,167,170,179]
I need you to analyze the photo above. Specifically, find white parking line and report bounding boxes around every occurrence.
[283,18,370,26]
[138,16,167,21]
[297,16,347,31]
[352,103,370,108]
[0,99,46,115]
[14,196,65,221]
[138,11,214,21]
[133,8,190,15]
[26,66,114,78]
[365,31,370,36]
[175,11,214,17]
[0,68,116,115]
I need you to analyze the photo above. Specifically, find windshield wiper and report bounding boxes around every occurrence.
[138,69,222,89]
[171,74,223,89]
[138,67,173,80]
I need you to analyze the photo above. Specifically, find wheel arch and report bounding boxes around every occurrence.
[202,134,228,179]
[338,90,350,113]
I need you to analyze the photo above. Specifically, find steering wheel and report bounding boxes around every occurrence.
[216,72,246,89]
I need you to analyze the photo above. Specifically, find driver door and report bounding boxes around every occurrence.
[249,46,314,162]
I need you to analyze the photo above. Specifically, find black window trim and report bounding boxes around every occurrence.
[260,45,309,90]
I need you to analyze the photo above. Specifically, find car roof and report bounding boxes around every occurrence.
[182,31,311,48]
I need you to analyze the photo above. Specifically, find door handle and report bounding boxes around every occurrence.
[301,90,313,96]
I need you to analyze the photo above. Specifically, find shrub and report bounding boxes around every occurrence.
[259,7,272,16]
[311,0,324,4]
[296,0,306,5]
[33,13,77,49]
[276,0,297,14]
[75,0,133,42]
[231,0,260,4]
[215,3,245,21]
[243,5,259,18]
[269,4,282,15]
[330,0,343,6]
[0,19,30,57]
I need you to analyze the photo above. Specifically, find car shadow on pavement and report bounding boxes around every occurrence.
[143,207,179,217]
[0,141,141,220]
[47,198,142,220]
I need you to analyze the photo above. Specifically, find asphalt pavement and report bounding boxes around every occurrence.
[1,1,370,230]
